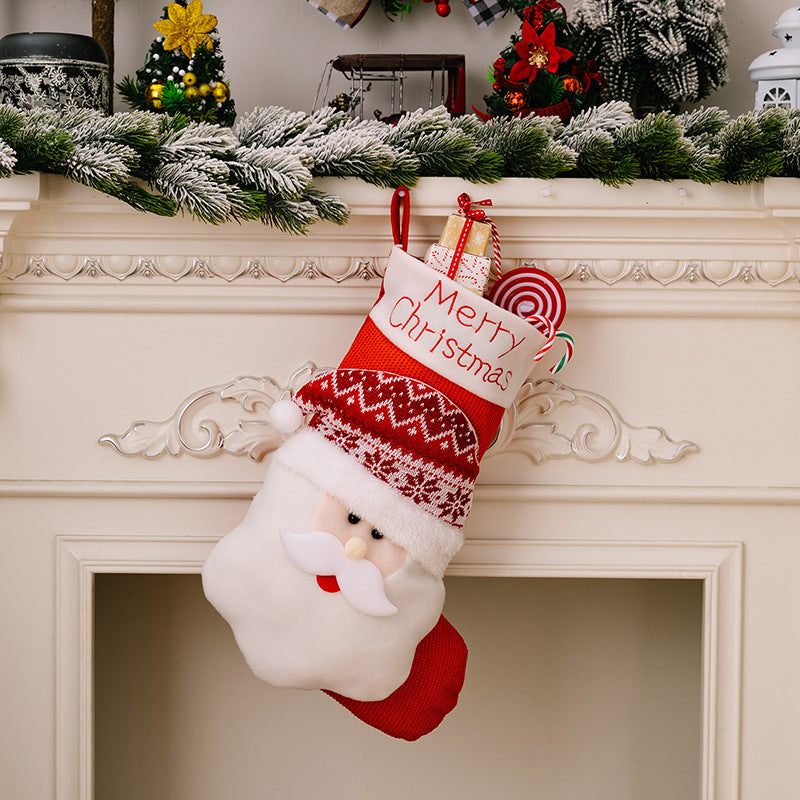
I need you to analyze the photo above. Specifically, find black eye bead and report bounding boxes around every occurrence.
[347,513,360,525]
[371,529,383,540]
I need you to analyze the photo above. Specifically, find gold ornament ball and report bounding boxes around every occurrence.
[198,83,213,97]
[144,83,164,109]
[182,72,197,86]
[212,81,230,102]
[329,92,350,112]
[562,76,583,94]
[184,85,200,100]
[504,90,525,112]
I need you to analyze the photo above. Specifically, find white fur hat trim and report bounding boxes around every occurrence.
[274,428,464,578]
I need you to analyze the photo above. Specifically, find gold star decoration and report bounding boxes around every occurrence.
[153,0,218,59]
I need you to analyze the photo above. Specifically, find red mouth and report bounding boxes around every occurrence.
[316,575,340,593]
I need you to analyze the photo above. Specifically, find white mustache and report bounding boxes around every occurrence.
[279,528,398,617]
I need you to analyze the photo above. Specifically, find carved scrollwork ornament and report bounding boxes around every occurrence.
[100,366,699,467]
[486,379,699,465]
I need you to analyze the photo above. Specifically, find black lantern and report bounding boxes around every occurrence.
[0,32,110,112]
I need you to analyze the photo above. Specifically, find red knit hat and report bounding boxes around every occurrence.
[296,368,480,526]
[273,246,548,577]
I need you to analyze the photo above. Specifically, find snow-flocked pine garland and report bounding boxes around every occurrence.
[1,101,798,233]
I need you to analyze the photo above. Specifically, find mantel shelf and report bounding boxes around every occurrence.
[1,173,800,291]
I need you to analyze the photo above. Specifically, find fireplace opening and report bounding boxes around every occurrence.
[94,574,702,800]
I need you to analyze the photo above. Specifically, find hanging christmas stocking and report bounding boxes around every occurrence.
[202,192,571,740]
[305,0,372,28]
[461,0,509,28]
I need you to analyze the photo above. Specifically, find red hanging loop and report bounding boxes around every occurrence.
[390,186,410,251]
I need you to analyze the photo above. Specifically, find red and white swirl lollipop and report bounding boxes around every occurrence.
[487,266,566,334]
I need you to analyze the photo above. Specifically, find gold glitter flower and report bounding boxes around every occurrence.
[154,0,218,59]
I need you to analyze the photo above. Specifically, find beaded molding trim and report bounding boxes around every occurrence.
[1,254,796,286]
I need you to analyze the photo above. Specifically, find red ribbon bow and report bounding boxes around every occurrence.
[451,193,502,281]
[457,192,491,222]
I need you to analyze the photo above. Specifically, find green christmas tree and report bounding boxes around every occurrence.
[118,0,236,126]
[571,0,729,115]
[480,0,605,122]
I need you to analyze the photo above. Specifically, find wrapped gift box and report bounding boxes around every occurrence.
[438,214,491,256]
[424,243,491,294]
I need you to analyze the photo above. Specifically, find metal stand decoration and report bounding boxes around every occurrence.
[315,53,465,122]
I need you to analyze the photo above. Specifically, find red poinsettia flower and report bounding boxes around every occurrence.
[509,21,573,84]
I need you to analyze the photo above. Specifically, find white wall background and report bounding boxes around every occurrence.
[0,0,789,117]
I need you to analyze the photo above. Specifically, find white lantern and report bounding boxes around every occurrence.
[749,7,800,109]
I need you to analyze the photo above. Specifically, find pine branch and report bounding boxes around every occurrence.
[155,116,239,162]
[714,110,786,184]
[569,128,640,185]
[462,150,505,184]
[11,110,75,173]
[229,145,312,197]
[679,106,730,140]
[258,194,319,235]
[288,106,350,146]
[683,143,724,184]
[116,76,149,112]
[781,113,800,177]
[537,140,579,178]
[234,106,311,149]
[392,127,479,178]
[614,112,693,180]
[476,116,555,178]
[0,105,26,146]
[560,101,635,144]
[573,0,729,113]
[304,187,350,226]
[64,141,141,189]
[306,126,414,187]
[149,158,261,224]
[0,140,15,177]
[53,109,175,214]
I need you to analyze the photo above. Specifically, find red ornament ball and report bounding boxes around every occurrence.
[562,76,584,94]
[436,1,451,16]
[504,90,525,112]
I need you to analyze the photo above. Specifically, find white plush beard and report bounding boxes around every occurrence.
[202,460,445,701]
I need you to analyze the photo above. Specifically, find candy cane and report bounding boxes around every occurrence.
[527,314,556,361]
[527,314,575,374]
[549,331,575,374]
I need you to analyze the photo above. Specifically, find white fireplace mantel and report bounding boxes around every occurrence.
[1,174,799,800]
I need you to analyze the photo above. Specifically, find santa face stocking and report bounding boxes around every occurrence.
[203,461,445,701]
[203,202,567,740]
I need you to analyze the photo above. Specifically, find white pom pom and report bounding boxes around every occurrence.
[269,399,304,434]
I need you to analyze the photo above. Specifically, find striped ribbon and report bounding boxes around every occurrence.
[454,193,503,280]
